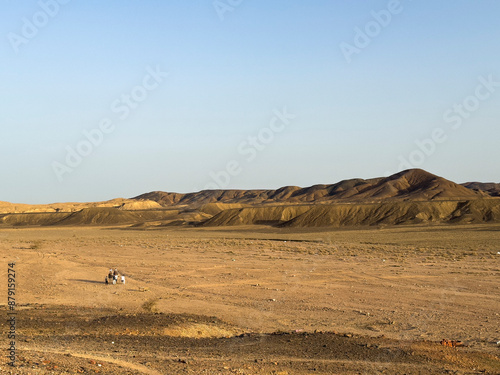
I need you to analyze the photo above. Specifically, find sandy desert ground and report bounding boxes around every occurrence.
[1,224,500,374]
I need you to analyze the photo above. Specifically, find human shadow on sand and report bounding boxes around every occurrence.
[70,279,106,284]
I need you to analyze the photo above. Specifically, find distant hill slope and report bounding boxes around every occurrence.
[136,169,485,207]
[1,169,499,228]
[200,200,500,228]
[283,200,500,227]
[0,198,161,214]
[461,182,500,197]
[56,207,140,226]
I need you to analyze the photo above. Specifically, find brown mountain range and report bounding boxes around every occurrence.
[461,182,500,197]
[135,169,486,206]
[1,169,499,228]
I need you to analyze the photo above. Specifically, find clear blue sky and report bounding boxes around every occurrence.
[1,0,500,203]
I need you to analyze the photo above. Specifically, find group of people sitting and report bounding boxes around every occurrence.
[105,268,125,285]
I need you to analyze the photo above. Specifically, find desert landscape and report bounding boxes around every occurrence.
[1,169,500,374]
[5,0,500,372]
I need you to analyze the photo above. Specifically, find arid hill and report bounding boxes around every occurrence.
[1,169,499,228]
[0,198,161,214]
[136,169,485,206]
[461,182,500,197]
[201,200,500,227]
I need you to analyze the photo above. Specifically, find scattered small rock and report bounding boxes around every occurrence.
[440,339,465,347]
